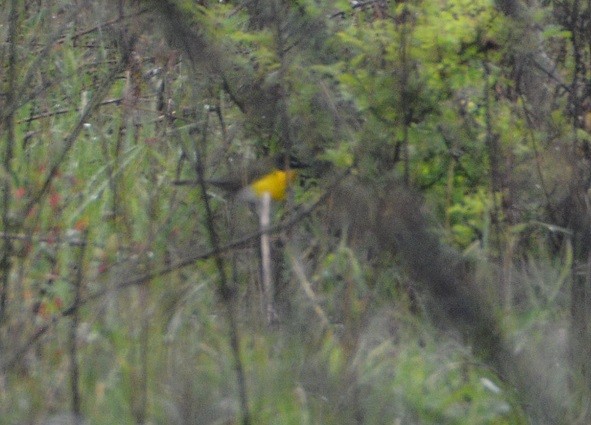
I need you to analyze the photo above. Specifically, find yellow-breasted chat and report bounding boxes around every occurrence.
[174,154,305,203]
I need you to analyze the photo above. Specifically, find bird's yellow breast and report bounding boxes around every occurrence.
[250,169,297,201]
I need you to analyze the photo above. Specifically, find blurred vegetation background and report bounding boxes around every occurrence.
[1,0,590,423]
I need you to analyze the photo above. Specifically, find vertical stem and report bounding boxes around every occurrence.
[0,0,19,324]
[259,193,275,324]
[135,282,150,425]
[483,60,511,311]
[445,158,455,231]
[272,0,293,155]
[566,0,591,404]
[69,231,88,422]
[399,5,411,185]
[268,0,291,319]
[483,62,504,253]
[192,111,251,425]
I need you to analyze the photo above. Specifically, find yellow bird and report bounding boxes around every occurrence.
[174,154,304,203]
[240,168,298,202]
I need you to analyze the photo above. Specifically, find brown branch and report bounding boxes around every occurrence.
[16,98,123,124]
[189,108,252,425]
[58,8,151,44]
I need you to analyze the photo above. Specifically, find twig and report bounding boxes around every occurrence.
[287,248,331,329]
[58,8,151,44]
[16,98,123,124]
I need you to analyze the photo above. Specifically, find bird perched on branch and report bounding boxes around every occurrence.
[174,154,306,203]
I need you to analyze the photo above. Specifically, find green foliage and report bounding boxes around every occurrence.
[0,0,585,423]
[447,188,489,246]
[355,340,522,424]
[327,0,508,248]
